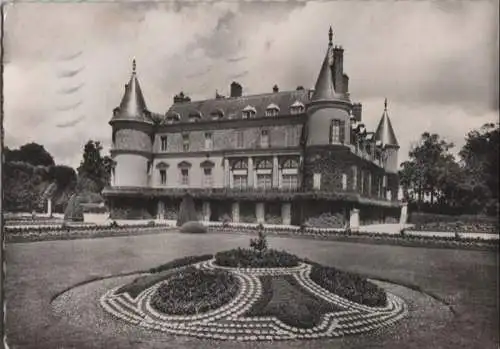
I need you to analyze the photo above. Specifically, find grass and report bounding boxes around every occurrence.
[5,232,499,349]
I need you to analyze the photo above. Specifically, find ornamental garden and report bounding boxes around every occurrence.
[100,229,408,341]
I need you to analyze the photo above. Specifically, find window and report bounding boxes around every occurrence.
[386,190,392,201]
[182,133,189,152]
[232,159,248,170]
[286,128,300,147]
[204,132,213,150]
[256,158,273,170]
[341,173,347,190]
[265,104,280,117]
[360,170,364,194]
[233,175,247,189]
[282,158,299,169]
[188,111,202,123]
[160,136,168,151]
[352,166,357,190]
[181,169,189,185]
[242,105,256,119]
[159,169,167,185]
[203,168,213,187]
[313,173,321,190]
[290,101,305,115]
[282,174,298,189]
[331,120,340,143]
[236,131,244,148]
[260,129,269,148]
[257,174,272,189]
[367,172,372,195]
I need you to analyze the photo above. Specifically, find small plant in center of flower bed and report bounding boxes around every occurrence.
[215,228,300,268]
[151,267,239,315]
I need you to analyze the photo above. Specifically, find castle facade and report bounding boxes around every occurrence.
[102,28,401,226]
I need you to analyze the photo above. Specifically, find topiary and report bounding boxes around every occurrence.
[176,193,198,227]
[63,194,84,222]
[180,221,207,234]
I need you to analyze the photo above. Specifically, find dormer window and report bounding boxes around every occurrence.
[265,103,280,117]
[165,112,181,124]
[290,101,305,115]
[210,109,224,120]
[188,110,202,123]
[242,105,256,119]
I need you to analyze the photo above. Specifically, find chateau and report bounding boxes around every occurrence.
[102,28,402,226]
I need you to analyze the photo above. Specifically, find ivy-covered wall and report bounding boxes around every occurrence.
[109,197,156,219]
[303,145,388,199]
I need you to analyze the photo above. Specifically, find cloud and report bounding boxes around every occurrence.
[3,1,498,169]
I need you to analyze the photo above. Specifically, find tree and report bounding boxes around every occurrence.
[5,143,55,167]
[76,140,113,193]
[176,193,198,226]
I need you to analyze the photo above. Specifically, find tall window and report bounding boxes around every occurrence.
[260,129,269,148]
[204,132,213,150]
[182,134,189,152]
[181,169,189,185]
[368,172,372,195]
[360,170,364,194]
[265,104,280,117]
[330,119,346,144]
[233,175,247,189]
[352,166,357,190]
[236,131,244,148]
[282,174,298,189]
[160,136,168,151]
[313,173,321,190]
[159,169,167,185]
[203,168,213,187]
[341,173,347,190]
[256,159,273,189]
[286,128,300,147]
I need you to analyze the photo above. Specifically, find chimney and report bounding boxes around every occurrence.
[273,84,279,93]
[173,91,191,104]
[352,103,362,122]
[342,73,349,94]
[230,81,242,98]
[332,45,344,93]
[296,85,304,91]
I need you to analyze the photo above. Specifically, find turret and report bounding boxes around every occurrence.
[109,59,154,187]
[305,26,351,147]
[375,99,399,174]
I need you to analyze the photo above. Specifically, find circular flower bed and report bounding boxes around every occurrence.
[214,248,300,268]
[151,267,239,315]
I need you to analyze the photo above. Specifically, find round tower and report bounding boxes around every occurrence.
[302,27,354,194]
[306,27,352,147]
[374,99,400,174]
[109,59,154,187]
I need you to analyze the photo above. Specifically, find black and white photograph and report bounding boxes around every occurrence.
[0,1,498,348]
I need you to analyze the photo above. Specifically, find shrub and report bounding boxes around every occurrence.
[149,254,214,273]
[180,221,207,234]
[63,194,84,222]
[176,194,198,227]
[250,229,268,255]
[309,264,387,307]
[305,212,345,228]
[215,248,300,268]
[151,267,239,315]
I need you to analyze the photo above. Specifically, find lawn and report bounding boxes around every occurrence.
[5,232,499,349]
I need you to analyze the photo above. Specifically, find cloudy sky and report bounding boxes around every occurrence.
[2,1,498,168]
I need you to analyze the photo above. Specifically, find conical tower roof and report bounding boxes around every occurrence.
[374,98,399,148]
[311,27,337,102]
[111,59,151,123]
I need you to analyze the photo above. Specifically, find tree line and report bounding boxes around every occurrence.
[3,140,113,213]
[399,123,499,216]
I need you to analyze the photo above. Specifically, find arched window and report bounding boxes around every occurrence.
[242,105,256,119]
[265,103,280,117]
[188,110,202,123]
[289,101,305,115]
[281,158,299,169]
[210,109,224,120]
[256,158,273,169]
[165,112,181,123]
[232,159,248,170]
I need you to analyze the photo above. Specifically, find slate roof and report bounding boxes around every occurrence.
[374,99,399,147]
[311,45,338,101]
[166,89,311,122]
[111,60,153,124]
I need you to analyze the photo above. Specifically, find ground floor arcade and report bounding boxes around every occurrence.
[107,196,404,228]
